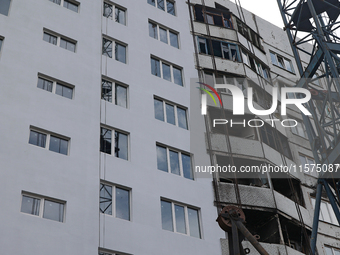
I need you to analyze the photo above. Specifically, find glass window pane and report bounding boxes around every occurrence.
[166,104,175,125]
[49,0,61,4]
[321,202,332,223]
[147,0,155,6]
[175,205,186,234]
[63,0,78,12]
[102,38,112,58]
[157,145,168,172]
[102,80,112,102]
[60,38,75,52]
[37,77,53,92]
[284,58,294,72]
[43,33,57,45]
[100,127,112,154]
[162,63,171,81]
[161,201,173,231]
[100,184,112,215]
[177,107,187,129]
[198,38,207,54]
[182,154,193,179]
[116,187,129,220]
[188,208,201,238]
[169,150,180,175]
[115,43,126,63]
[270,52,277,65]
[21,196,40,215]
[206,14,214,24]
[149,22,158,39]
[169,31,178,48]
[159,27,168,44]
[115,7,125,25]
[151,58,161,77]
[103,2,113,18]
[167,0,175,15]
[173,67,183,86]
[115,131,128,160]
[29,130,46,148]
[334,249,340,255]
[115,84,127,108]
[49,136,68,155]
[157,0,165,11]
[56,84,73,99]
[0,0,11,15]
[215,74,224,84]
[204,71,214,86]
[59,139,68,155]
[43,200,64,222]
[324,247,333,255]
[154,99,164,121]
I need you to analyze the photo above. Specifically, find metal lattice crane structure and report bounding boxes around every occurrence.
[276,0,340,253]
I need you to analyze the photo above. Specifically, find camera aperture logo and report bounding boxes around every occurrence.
[198,82,312,128]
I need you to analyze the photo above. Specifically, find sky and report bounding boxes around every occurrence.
[231,0,284,28]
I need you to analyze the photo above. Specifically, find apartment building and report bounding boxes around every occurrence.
[0,0,339,254]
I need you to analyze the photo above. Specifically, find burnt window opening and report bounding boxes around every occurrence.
[271,174,305,206]
[260,123,292,159]
[193,5,233,29]
[197,36,241,62]
[216,156,269,188]
[242,210,281,244]
[280,216,311,253]
[236,18,264,51]
[208,108,257,140]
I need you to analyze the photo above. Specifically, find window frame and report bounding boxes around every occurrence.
[150,56,183,86]
[290,118,307,138]
[148,20,179,49]
[156,143,194,180]
[100,125,129,160]
[154,97,188,129]
[43,29,77,52]
[160,199,201,238]
[99,181,131,221]
[148,0,176,16]
[311,197,339,226]
[241,48,271,81]
[270,51,295,74]
[20,192,66,222]
[197,36,241,63]
[103,1,126,25]
[28,127,70,155]
[236,18,264,51]
[0,37,3,54]
[193,5,234,29]
[102,36,127,64]
[299,153,318,177]
[101,77,128,108]
[203,70,246,93]
[324,246,340,255]
[49,0,79,12]
[37,74,74,99]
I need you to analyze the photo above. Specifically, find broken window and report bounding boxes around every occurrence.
[260,123,292,158]
[270,51,295,73]
[236,18,263,50]
[271,174,305,206]
[197,36,240,62]
[193,5,233,29]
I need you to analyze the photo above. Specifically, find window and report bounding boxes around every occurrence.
[236,18,263,50]
[29,128,69,155]
[103,2,126,25]
[100,126,128,160]
[154,98,188,129]
[270,51,295,73]
[241,49,270,80]
[197,36,241,62]
[37,75,74,99]
[299,154,318,177]
[43,30,76,52]
[148,21,179,48]
[102,37,127,63]
[156,144,193,179]
[0,37,3,52]
[260,123,292,158]
[290,118,307,138]
[49,0,79,12]
[148,0,175,16]
[311,198,339,225]
[0,0,11,16]
[99,250,129,255]
[193,5,233,29]
[101,78,128,108]
[203,70,246,93]
[100,182,130,220]
[161,200,201,238]
[150,57,183,86]
[325,246,340,255]
[21,192,65,222]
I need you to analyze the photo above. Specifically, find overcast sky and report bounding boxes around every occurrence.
[231,0,284,28]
